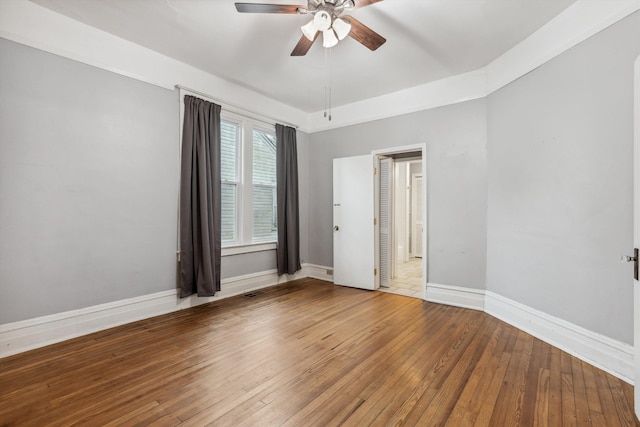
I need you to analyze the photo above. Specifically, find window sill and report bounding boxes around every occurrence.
[221,242,276,257]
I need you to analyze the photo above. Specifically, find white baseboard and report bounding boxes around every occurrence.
[426,283,485,311]
[0,263,319,359]
[2,266,633,386]
[485,291,634,384]
[303,263,334,282]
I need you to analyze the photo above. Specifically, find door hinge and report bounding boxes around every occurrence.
[374,268,377,275]
[374,218,377,225]
[373,167,377,175]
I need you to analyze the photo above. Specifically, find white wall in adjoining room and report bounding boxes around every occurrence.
[394,161,409,264]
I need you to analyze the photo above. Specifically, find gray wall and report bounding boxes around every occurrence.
[308,99,488,289]
[486,12,640,344]
[0,39,178,323]
[0,39,303,323]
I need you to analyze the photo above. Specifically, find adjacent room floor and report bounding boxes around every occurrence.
[378,257,423,298]
[1,278,636,426]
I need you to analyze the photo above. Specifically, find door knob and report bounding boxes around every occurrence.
[334,225,339,231]
[621,248,639,280]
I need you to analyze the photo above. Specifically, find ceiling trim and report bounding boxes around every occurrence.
[309,0,640,133]
[486,0,640,94]
[0,0,309,131]
[1,0,639,134]
[307,69,487,133]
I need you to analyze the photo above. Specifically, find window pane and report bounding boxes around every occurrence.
[221,183,237,242]
[221,121,238,182]
[253,185,276,240]
[252,129,277,240]
[252,130,276,185]
[221,120,239,244]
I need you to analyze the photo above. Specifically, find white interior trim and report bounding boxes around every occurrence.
[426,283,485,311]
[486,0,640,94]
[0,263,324,359]
[632,52,640,415]
[308,69,488,133]
[371,144,428,299]
[0,0,309,131]
[222,242,276,257]
[1,0,638,134]
[1,266,632,387]
[485,291,634,384]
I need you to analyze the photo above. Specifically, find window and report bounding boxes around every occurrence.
[252,129,277,240]
[220,113,277,249]
[221,120,240,243]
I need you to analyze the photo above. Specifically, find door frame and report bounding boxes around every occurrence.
[373,144,428,299]
[633,53,639,418]
[411,173,423,258]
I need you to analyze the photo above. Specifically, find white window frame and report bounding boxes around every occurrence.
[221,111,277,256]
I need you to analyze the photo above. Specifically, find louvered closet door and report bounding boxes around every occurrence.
[379,158,392,287]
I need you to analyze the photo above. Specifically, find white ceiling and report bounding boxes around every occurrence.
[28,0,578,113]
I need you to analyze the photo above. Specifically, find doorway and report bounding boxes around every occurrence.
[374,146,427,299]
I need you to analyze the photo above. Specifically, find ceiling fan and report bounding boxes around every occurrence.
[235,0,386,56]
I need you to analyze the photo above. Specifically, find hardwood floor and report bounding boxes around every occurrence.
[0,278,637,426]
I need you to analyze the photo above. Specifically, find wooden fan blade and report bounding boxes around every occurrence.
[235,3,301,13]
[343,16,386,51]
[291,33,319,56]
[353,0,383,8]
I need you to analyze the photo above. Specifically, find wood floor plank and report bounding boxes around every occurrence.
[607,372,640,426]
[548,345,563,426]
[487,330,534,425]
[281,302,449,426]
[383,312,483,425]
[570,354,592,426]
[580,359,606,427]
[345,309,483,426]
[0,279,636,426]
[561,350,578,427]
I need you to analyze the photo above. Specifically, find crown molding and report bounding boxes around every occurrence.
[486,0,640,94]
[308,0,640,132]
[307,69,487,133]
[1,0,638,134]
[0,0,310,132]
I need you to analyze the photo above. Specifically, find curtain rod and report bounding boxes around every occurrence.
[175,85,299,130]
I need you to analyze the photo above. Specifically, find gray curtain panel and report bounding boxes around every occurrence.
[276,124,302,275]
[179,96,221,297]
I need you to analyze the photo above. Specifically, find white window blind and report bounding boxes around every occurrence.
[221,120,240,243]
[220,112,277,248]
[252,129,277,241]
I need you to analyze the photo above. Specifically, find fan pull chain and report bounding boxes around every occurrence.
[329,46,332,121]
[324,46,332,121]
[323,47,327,119]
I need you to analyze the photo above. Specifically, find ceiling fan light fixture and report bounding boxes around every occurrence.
[332,17,351,40]
[301,19,318,41]
[314,10,332,31]
[322,28,338,48]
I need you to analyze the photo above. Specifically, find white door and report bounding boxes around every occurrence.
[633,53,640,418]
[333,155,375,290]
[411,174,423,258]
